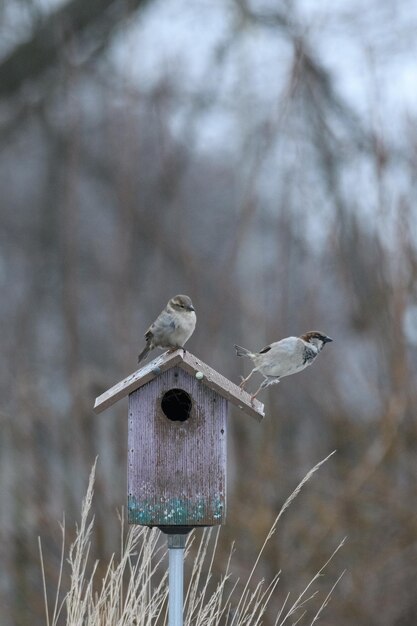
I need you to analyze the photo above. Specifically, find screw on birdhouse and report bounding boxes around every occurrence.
[152,366,162,375]
[195,371,204,380]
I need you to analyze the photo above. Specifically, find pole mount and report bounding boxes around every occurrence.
[158,525,194,536]
[167,534,187,549]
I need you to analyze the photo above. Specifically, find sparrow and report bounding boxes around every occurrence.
[138,295,196,363]
[235,331,333,401]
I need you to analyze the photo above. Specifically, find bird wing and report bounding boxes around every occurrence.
[259,336,299,354]
[259,344,272,354]
[146,308,176,342]
[264,336,299,356]
[257,337,304,377]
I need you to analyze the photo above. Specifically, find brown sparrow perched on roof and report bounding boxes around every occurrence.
[138,295,196,363]
[235,331,333,401]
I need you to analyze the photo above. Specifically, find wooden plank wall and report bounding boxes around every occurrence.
[128,367,227,526]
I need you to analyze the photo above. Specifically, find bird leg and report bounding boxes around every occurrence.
[239,368,257,390]
[250,376,280,403]
[263,376,280,388]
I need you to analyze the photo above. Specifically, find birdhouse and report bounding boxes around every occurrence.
[94,349,264,529]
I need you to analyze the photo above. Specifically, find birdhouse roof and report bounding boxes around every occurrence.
[94,349,264,422]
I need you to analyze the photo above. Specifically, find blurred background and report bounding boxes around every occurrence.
[1,0,417,624]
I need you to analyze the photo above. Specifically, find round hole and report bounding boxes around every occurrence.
[161,389,192,422]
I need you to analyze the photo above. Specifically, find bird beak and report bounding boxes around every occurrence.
[324,336,333,343]
[187,305,195,312]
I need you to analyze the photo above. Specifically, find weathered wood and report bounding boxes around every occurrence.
[128,367,227,526]
[180,351,264,422]
[93,351,184,413]
[94,349,264,421]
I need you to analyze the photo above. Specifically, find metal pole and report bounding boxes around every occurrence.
[168,534,186,626]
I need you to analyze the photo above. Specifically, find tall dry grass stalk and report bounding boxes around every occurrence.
[39,453,344,626]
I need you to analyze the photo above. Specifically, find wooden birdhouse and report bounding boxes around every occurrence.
[94,349,264,529]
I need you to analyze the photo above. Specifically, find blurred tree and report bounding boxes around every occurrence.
[0,0,150,99]
[1,1,417,625]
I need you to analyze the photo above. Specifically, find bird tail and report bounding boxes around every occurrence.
[234,344,252,358]
[138,344,151,363]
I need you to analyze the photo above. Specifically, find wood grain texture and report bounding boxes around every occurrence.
[93,351,184,413]
[128,367,227,527]
[94,349,264,421]
[181,351,264,421]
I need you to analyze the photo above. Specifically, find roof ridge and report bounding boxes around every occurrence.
[93,349,264,421]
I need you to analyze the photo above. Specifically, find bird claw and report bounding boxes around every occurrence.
[167,346,184,354]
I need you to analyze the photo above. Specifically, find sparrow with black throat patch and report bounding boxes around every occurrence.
[138,295,196,363]
[234,331,333,401]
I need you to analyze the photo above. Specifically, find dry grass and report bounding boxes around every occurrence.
[39,454,344,626]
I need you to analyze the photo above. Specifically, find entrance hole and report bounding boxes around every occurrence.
[161,389,192,422]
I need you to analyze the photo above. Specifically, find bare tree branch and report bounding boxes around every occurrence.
[0,0,150,99]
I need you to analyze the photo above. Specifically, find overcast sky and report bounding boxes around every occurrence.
[106,0,417,152]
